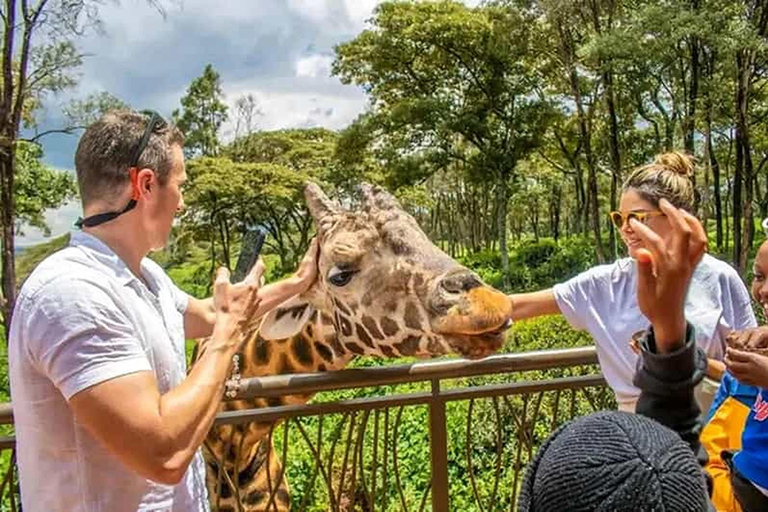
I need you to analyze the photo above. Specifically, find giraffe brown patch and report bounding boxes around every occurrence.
[345,342,366,355]
[306,324,314,338]
[413,273,425,289]
[216,479,234,500]
[349,301,359,313]
[390,268,412,292]
[249,488,289,507]
[385,300,398,313]
[404,302,422,330]
[267,397,285,408]
[361,291,375,307]
[362,315,384,339]
[255,336,270,365]
[315,341,334,363]
[279,354,296,374]
[395,335,421,356]
[334,298,352,317]
[380,345,397,358]
[380,316,399,337]
[277,489,291,505]
[292,335,314,366]
[318,363,327,372]
[329,335,347,356]
[242,490,265,506]
[321,312,334,325]
[427,337,442,353]
[356,323,375,348]
[337,313,353,337]
[227,443,240,464]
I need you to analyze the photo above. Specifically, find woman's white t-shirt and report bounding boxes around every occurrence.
[553,254,757,409]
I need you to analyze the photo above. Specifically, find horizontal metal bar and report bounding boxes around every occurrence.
[438,374,605,402]
[0,347,599,428]
[214,390,434,425]
[214,374,605,425]
[235,346,599,400]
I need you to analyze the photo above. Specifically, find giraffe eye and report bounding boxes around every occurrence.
[328,266,357,287]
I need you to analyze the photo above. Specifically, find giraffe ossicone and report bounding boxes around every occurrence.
[200,181,514,510]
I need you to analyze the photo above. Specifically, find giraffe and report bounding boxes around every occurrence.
[197,182,513,511]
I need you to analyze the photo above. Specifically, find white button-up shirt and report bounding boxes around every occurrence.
[8,231,208,512]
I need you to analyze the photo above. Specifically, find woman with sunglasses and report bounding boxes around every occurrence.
[509,151,756,413]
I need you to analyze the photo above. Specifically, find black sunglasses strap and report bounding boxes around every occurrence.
[75,199,138,229]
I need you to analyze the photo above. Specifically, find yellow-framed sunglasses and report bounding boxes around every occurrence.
[608,210,665,229]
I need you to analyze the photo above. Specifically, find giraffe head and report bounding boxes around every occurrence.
[260,183,513,360]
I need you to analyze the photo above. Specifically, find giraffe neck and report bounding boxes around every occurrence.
[235,308,354,402]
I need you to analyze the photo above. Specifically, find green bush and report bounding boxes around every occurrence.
[460,236,598,292]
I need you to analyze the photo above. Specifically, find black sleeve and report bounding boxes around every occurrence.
[633,323,711,469]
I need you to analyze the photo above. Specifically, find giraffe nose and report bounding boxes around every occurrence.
[439,271,483,295]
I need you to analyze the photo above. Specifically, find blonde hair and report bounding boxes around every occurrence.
[622,151,695,212]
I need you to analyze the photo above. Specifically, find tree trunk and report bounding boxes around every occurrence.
[587,160,604,263]
[551,183,561,241]
[604,70,622,258]
[683,20,699,155]
[735,49,754,272]
[496,172,510,289]
[705,89,723,250]
[0,150,16,330]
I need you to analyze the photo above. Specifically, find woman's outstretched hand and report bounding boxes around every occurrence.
[630,199,708,353]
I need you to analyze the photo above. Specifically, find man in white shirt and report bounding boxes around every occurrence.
[8,109,318,512]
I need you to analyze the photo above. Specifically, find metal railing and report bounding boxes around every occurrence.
[0,346,615,511]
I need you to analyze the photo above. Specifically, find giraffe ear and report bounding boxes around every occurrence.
[259,296,316,340]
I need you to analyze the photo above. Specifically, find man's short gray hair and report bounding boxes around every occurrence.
[74,109,184,206]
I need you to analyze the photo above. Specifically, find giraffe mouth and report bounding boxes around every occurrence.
[431,286,513,359]
[444,319,512,360]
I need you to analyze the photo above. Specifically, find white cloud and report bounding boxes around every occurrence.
[342,0,380,28]
[220,79,367,139]
[294,54,334,78]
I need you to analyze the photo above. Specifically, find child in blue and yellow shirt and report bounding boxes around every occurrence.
[702,237,768,511]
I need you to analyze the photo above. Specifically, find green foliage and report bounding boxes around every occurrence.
[172,64,229,158]
[460,236,597,292]
[14,142,77,237]
[334,1,555,187]
[62,91,129,127]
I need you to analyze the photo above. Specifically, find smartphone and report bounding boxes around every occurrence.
[232,228,266,283]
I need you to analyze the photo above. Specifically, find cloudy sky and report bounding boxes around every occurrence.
[18,0,480,247]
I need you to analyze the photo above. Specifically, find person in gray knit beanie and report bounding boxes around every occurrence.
[517,411,710,512]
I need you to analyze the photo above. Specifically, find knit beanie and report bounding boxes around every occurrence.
[517,411,709,512]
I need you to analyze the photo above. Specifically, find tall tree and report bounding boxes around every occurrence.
[172,64,229,158]
[333,1,553,287]
[233,93,262,139]
[0,0,160,328]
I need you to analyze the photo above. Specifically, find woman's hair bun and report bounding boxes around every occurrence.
[653,151,695,179]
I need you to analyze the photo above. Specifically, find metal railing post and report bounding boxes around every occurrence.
[429,379,449,512]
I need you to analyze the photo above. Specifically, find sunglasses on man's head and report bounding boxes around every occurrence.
[608,210,665,229]
[129,109,168,168]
